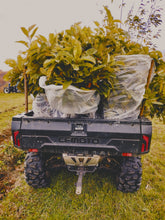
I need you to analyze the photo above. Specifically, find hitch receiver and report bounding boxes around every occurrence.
[62,153,100,194]
[76,169,86,195]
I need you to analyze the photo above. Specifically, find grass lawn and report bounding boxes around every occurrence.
[0,93,32,134]
[0,93,26,113]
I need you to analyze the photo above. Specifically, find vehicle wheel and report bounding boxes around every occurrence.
[3,87,9,94]
[116,157,142,193]
[24,152,50,188]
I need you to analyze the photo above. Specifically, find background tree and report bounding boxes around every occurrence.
[125,0,162,48]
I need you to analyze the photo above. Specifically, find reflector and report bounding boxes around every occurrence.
[122,153,132,157]
[29,149,38,152]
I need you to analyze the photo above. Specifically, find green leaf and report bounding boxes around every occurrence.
[56,51,73,63]
[79,62,94,69]
[43,59,56,68]
[40,67,47,75]
[20,27,29,38]
[16,40,29,48]
[3,70,13,81]
[29,41,38,51]
[73,40,82,60]
[38,34,47,43]
[63,80,72,89]
[28,24,36,32]
[74,78,84,83]
[5,59,17,67]
[91,65,105,72]
[152,101,163,105]
[85,48,97,55]
[80,56,96,64]
[47,64,55,78]
[113,19,121,23]
[17,55,24,70]
[30,27,38,40]
[49,33,55,45]
[94,21,100,27]
[104,6,113,24]
[72,64,79,71]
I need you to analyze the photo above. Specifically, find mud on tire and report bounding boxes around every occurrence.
[24,152,50,188]
[116,157,142,193]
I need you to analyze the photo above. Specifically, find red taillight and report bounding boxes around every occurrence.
[13,131,20,147]
[29,149,38,153]
[122,153,132,157]
[141,135,150,152]
[141,143,145,152]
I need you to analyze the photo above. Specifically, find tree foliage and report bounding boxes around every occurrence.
[125,0,162,48]
[4,7,165,121]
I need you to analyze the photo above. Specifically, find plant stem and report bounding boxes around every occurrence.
[24,73,28,113]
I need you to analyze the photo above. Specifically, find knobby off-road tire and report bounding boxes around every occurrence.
[116,157,142,193]
[24,152,50,188]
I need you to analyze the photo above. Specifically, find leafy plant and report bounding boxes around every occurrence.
[4,7,165,121]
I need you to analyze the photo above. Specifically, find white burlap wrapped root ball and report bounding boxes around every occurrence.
[104,55,153,120]
[39,76,100,115]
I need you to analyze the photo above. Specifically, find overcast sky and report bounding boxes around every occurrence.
[0,0,165,71]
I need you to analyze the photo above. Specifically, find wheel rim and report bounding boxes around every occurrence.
[4,88,9,93]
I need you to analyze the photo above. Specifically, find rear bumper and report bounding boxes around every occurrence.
[13,133,150,156]
[12,114,152,156]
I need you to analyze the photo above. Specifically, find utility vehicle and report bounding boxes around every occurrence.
[12,109,152,194]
